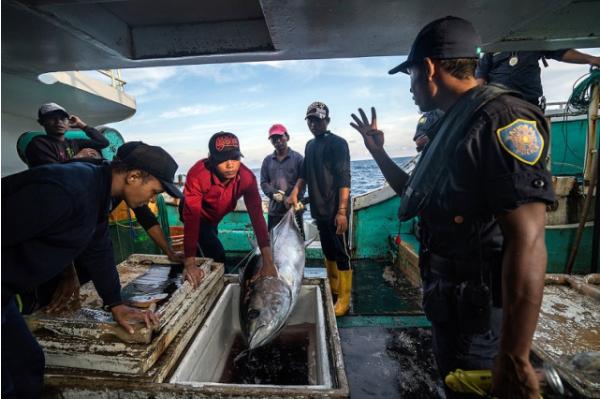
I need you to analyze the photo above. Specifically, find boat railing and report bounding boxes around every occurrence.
[545,101,587,118]
[96,69,126,91]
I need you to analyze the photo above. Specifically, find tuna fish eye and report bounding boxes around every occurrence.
[248,309,260,320]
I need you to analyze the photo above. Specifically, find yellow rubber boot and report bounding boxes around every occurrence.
[324,259,339,295]
[334,270,352,317]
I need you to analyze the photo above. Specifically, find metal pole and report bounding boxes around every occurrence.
[566,79,599,273]
[566,151,598,274]
[591,149,599,273]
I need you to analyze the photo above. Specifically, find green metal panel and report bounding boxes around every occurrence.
[218,211,258,253]
[550,118,599,175]
[546,225,594,274]
[353,196,401,259]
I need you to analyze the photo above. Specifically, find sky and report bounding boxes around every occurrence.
[108,49,600,174]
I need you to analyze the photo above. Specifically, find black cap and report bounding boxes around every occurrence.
[115,141,182,198]
[208,132,244,163]
[389,16,480,75]
[305,101,329,120]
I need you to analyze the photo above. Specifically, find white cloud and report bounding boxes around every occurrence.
[119,66,179,96]
[241,84,265,93]
[160,104,226,119]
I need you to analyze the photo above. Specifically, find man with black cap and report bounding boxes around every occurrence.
[1,141,181,397]
[26,102,109,167]
[260,123,305,233]
[288,102,352,317]
[350,16,554,398]
[413,109,444,152]
[19,140,184,316]
[182,132,276,287]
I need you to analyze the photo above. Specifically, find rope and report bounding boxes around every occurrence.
[567,69,600,112]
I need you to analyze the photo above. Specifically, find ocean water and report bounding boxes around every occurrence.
[252,156,412,198]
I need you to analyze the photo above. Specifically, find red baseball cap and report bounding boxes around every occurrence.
[268,124,288,138]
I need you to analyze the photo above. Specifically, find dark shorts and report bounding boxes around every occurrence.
[315,218,350,270]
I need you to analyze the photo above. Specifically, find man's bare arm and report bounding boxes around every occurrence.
[492,201,547,398]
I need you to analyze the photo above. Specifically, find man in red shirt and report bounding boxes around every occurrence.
[182,132,276,287]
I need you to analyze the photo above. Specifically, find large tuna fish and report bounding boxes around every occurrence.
[239,208,305,350]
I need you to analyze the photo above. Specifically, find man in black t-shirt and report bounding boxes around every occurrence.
[476,50,600,108]
[289,102,352,316]
[26,103,109,167]
[414,109,444,152]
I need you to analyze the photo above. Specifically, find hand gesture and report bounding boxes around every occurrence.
[183,257,205,289]
[68,115,87,129]
[111,304,160,334]
[350,107,385,153]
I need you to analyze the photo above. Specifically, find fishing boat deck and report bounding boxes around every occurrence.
[226,258,444,398]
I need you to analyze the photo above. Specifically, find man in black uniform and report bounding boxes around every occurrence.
[350,16,555,398]
[289,102,352,316]
[1,142,182,398]
[414,109,444,152]
[476,50,600,108]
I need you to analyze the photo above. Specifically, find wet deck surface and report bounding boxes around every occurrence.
[339,327,444,398]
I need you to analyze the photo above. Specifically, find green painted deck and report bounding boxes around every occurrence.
[550,117,599,176]
[352,196,401,259]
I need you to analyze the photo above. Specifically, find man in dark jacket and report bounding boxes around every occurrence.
[1,142,183,398]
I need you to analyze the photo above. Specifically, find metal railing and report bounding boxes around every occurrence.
[97,69,126,91]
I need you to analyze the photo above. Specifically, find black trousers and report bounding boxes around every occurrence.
[197,223,226,264]
[315,218,350,270]
[421,254,502,398]
[1,297,45,398]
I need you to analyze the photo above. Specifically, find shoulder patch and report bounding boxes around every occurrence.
[496,119,544,165]
[418,116,427,125]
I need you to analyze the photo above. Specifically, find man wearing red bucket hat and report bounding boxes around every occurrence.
[260,124,305,233]
[181,132,276,287]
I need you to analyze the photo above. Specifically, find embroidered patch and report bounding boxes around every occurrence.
[496,119,544,165]
[418,115,427,125]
